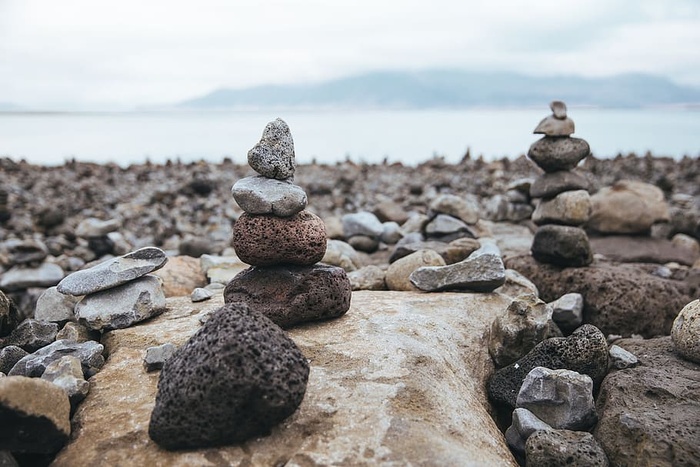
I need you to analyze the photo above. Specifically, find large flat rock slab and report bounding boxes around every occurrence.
[52,291,517,466]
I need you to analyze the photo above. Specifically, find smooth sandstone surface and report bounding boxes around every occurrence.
[53,292,518,467]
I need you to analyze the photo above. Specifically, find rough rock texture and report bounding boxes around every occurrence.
[531,224,593,267]
[532,189,591,226]
[34,286,79,323]
[530,170,590,199]
[347,265,387,291]
[608,344,639,370]
[223,264,351,328]
[149,303,310,450]
[321,239,364,272]
[526,429,609,467]
[527,137,590,172]
[52,292,518,466]
[143,343,177,372]
[57,247,168,296]
[0,376,71,453]
[385,249,446,291]
[231,175,307,217]
[55,322,93,344]
[410,252,506,292]
[0,292,19,338]
[549,292,584,334]
[505,407,552,455]
[0,263,64,292]
[0,347,27,375]
[8,339,104,378]
[594,337,700,467]
[0,319,58,353]
[504,255,692,337]
[40,356,90,408]
[247,118,296,180]
[428,194,479,224]
[232,211,327,266]
[588,180,670,234]
[488,324,609,409]
[590,235,699,266]
[151,255,206,297]
[672,299,700,363]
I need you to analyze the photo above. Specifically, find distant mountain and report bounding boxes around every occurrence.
[179,70,700,110]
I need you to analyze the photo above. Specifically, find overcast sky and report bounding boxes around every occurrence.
[1,0,699,109]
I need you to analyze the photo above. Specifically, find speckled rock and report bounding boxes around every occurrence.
[231,175,307,217]
[410,250,505,293]
[57,247,168,296]
[527,137,590,172]
[40,356,89,408]
[531,224,593,267]
[386,249,446,291]
[224,264,351,328]
[530,170,591,199]
[0,376,71,453]
[493,269,540,299]
[8,339,104,378]
[526,429,609,467]
[488,324,608,409]
[33,286,79,323]
[148,302,310,450]
[588,180,670,234]
[0,319,58,353]
[428,194,479,225]
[0,263,64,292]
[247,118,295,180]
[0,346,27,375]
[671,299,700,363]
[532,190,591,226]
[232,211,327,266]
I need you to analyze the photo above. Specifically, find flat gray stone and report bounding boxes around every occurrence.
[550,100,568,119]
[8,339,104,378]
[531,224,593,267]
[231,175,307,217]
[75,218,121,238]
[57,247,168,296]
[34,286,79,323]
[4,238,49,265]
[247,118,295,180]
[532,190,591,226]
[428,194,479,225]
[410,252,506,292]
[0,263,64,292]
[1,319,58,353]
[342,211,384,238]
[530,170,591,199]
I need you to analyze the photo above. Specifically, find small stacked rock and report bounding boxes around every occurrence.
[226,118,351,327]
[528,101,593,267]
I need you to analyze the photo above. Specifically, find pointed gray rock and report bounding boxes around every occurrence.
[190,287,213,303]
[57,247,167,296]
[247,118,295,180]
[505,407,552,455]
[1,319,58,353]
[8,339,104,378]
[608,344,639,370]
[410,252,505,292]
[41,355,90,408]
[534,116,575,136]
[550,100,568,119]
[231,175,307,217]
[549,293,584,333]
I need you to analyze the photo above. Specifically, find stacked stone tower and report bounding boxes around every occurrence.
[527,102,593,267]
[225,118,351,327]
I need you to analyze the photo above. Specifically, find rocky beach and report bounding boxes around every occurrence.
[1,111,700,466]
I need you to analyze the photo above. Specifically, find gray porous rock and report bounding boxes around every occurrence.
[0,263,65,292]
[0,319,58,353]
[8,339,104,378]
[505,407,552,455]
[232,211,327,266]
[410,249,505,293]
[33,286,79,323]
[247,118,296,180]
[224,264,351,328]
[231,175,307,217]
[0,376,71,454]
[143,343,178,372]
[531,224,593,267]
[341,211,384,239]
[671,298,700,363]
[549,292,584,333]
[56,247,168,296]
[40,355,90,408]
[75,275,166,331]
[516,366,597,431]
[526,429,609,467]
[0,346,28,375]
[527,136,590,172]
[488,324,608,409]
[529,170,591,199]
[148,302,309,450]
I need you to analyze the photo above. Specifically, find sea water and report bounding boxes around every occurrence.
[0,108,698,166]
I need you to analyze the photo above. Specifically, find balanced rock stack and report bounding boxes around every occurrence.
[226,118,352,327]
[527,101,593,267]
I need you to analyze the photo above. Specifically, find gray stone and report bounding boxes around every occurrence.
[247,118,295,180]
[428,194,479,225]
[0,292,19,338]
[0,346,27,375]
[671,298,700,363]
[390,237,480,265]
[549,292,584,333]
[608,344,638,370]
[386,249,446,291]
[0,451,17,466]
[527,137,590,172]
[530,170,591,199]
[57,247,168,296]
[494,269,540,299]
[143,343,177,372]
[148,303,310,450]
[342,211,384,238]
[532,189,591,226]
[533,115,575,136]
[588,180,670,234]
[526,429,609,467]
[178,237,212,258]
[410,251,505,293]
[348,265,386,291]
[550,100,568,119]
[5,238,49,265]
[483,194,534,222]
[505,407,552,455]
[0,263,64,292]
[488,294,554,368]
[231,175,307,217]
[488,324,609,409]
[531,224,593,267]
[75,275,166,331]
[321,240,363,272]
[8,339,104,378]
[424,214,472,238]
[34,286,79,323]
[41,355,90,408]
[516,366,597,430]
[347,234,380,253]
[75,217,121,238]
[380,221,403,244]
[190,287,212,303]
[55,322,93,344]
[1,319,58,353]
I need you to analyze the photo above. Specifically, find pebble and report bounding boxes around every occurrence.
[347,234,380,253]
[608,344,639,370]
[516,366,597,430]
[532,189,591,226]
[40,355,90,408]
[348,265,387,291]
[380,221,403,245]
[527,137,590,172]
[385,249,446,291]
[671,233,700,255]
[505,407,552,455]
[428,194,479,225]
[410,250,505,293]
[525,429,609,467]
[55,322,93,344]
[550,100,568,119]
[5,238,49,265]
[75,217,120,238]
[178,237,213,258]
[671,299,700,363]
[223,264,351,328]
[530,170,591,199]
[373,200,410,224]
[56,247,168,296]
[389,237,480,265]
[148,303,309,450]
[143,343,177,372]
[483,194,534,222]
[588,180,670,234]
[531,224,593,267]
[494,269,540,299]
[321,240,364,272]
[341,211,384,239]
[190,287,213,303]
[33,286,79,323]
[247,118,296,180]
[488,324,609,408]
[232,211,326,266]
[0,346,28,374]
[0,376,71,454]
[75,275,166,331]
[8,339,104,378]
[549,292,584,333]
[424,214,472,239]
[0,319,58,353]
[231,175,307,217]
[0,263,64,292]
[533,115,575,136]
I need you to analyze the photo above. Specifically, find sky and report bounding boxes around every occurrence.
[1,0,699,110]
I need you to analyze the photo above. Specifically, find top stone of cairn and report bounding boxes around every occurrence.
[247,118,296,180]
[534,101,575,136]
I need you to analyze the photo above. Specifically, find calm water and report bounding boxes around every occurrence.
[0,108,698,166]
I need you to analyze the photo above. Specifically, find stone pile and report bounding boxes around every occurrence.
[225,118,352,327]
[528,101,593,267]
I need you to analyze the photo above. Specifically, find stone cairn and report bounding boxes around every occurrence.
[527,101,593,267]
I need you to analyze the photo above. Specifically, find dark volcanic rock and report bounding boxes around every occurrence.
[594,337,700,467]
[505,255,691,337]
[224,264,351,328]
[232,211,327,266]
[527,136,590,172]
[0,292,20,338]
[530,170,591,199]
[0,319,58,353]
[148,303,309,450]
[488,324,608,409]
[0,346,28,374]
[526,429,609,467]
[531,225,593,267]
